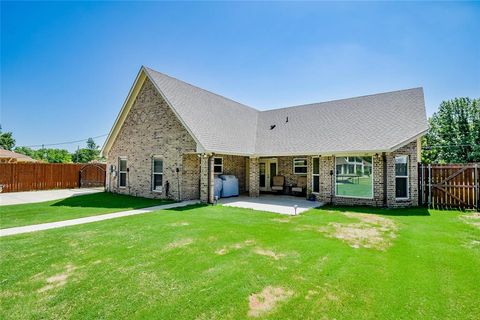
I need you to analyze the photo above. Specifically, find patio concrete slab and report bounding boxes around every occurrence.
[0,200,200,237]
[0,188,104,206]
[220,195,322,215]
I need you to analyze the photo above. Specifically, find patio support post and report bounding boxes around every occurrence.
[249,157,260,197]
[200,154,214,203]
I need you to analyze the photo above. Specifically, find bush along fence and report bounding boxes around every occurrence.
[419,163,479,210]
[0,163,106,193]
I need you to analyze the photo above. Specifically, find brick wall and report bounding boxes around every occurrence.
[215,155,247,193]
[277,156,308,188]
[182,154,200,200]
[386,141,419,207]
[106,78,198,201]
[249,157,260,197]
[315,140,418,207]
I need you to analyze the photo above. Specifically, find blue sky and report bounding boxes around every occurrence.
[1,1,479,151]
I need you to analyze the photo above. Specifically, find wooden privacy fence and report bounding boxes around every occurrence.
[419,163,479,210]
[0,163,106,193]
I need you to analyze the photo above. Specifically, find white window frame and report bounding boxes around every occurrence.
[118,157,127,188]
[152,156,163,193]
[312,157,320,194]
[293,158,308,175]
[395,155,409,200]
[213,157,223,175]
[334,156,374,199]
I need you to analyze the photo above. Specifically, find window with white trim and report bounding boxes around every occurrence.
[293,158,307,174]
[118,157,127,188]
[395,155,409,199]
[312,157,320,193]
[152,157,163,192]
[213,157,223,174]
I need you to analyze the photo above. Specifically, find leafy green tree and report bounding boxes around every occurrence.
[35,148,72,163]
[422,98,480,163]
[0,126,15,150]
[72,138,100,163]
[14,146,35,157]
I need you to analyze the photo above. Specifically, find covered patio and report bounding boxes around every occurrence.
[219,194,322,215]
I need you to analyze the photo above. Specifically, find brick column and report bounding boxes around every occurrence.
[319,156,334,204]
[306,156,312,198]
[200,155,213,203]
[208,157,214,203]
[249,157,260,197]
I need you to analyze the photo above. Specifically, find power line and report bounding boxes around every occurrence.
[18,134,108,149]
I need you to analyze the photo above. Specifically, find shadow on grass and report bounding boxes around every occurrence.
[164,203,209,212]
[322,205,430,217]
[52,192,173,209]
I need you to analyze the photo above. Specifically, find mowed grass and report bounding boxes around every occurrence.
[1,204,479,319]
[0,192,173,228]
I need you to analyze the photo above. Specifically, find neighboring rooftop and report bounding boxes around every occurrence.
[0,149,37,163]
[103,66,428,156]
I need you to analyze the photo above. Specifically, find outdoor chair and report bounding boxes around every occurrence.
[292,176,307,195]
[271,175,285,193]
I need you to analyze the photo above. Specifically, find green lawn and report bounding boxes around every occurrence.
[0,192,173,228]
[1,204,479,319]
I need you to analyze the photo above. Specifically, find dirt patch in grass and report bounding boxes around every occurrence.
[271,218,291,223]
[253,248,285,260]
[314,212,398,250]
[461,212,480,229]
[38,264,76,293]
[215,239,255,255]
[165,238,193,249]
[248,286,293,317]
[463,239,480,248]
[168,222,190,227]
[304,283,347,305]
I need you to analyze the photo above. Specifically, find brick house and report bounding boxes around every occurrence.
[101,66,428,207]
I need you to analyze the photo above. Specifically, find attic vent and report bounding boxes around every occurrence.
[270,125,276,130]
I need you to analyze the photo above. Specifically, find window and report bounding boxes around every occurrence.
[395,155,409,199]
[312,157,320,193]
[335,156,373,198]
[293,158,307,174]
[118,158,127,188]
[152,157,163,192]
[213,157,223,174]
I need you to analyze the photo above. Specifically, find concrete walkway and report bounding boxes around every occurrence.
[0,200,199,237]
[0,188,104,206]
[220,194,322,215]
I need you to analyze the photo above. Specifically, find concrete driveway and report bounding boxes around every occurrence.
[0,188,104,206]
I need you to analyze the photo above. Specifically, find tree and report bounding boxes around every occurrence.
[72,137,100,163]
[422,97,480,163]
[14,146,35,157]
[35,148,72,163]
[0,126,15,150]
[86,137,97,150]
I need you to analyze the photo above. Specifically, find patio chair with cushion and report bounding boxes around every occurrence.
[292,176,307,195]
[271,175,285,193]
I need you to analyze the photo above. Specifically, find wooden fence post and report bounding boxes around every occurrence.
[475,164,478,211]
[428,164,432,208]
[420,163,424,206]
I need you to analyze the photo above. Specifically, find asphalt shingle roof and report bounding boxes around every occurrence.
[141,67,428,156]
